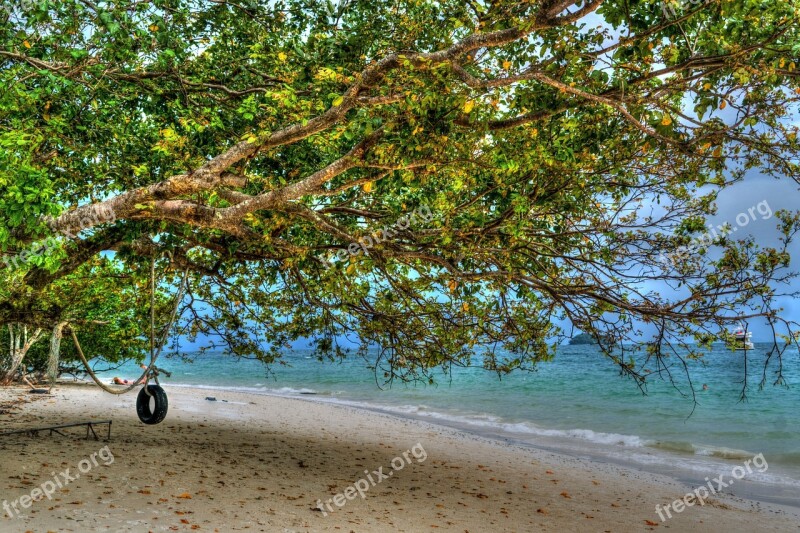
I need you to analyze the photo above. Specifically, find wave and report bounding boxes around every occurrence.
[168,382,323,395]
[269,395,651,448]
[649,441,758,460]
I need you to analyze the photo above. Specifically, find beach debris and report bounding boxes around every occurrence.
[0,419,112,440]
[206,397,217,401]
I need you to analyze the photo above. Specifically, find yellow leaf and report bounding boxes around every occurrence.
[332,95,344,106]
[149,24,158,32]
[463,100,475,114]
[278,52,287,62]
[779,58,785,68]
[502,60,511,70]
[719,100,727,110]
[703,82,711,91]
[712,146,723,158]
[23,40,31,49]
[346,263,356,275]
[661,115,672,126]
[362,181,373,193]
[448,280,457,292]
[462,302,469,312]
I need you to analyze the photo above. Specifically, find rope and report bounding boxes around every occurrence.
[150,257,156,364]
[71,266,189,395]
[71,329,140,395]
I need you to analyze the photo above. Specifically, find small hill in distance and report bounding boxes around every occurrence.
[569,333,598,345]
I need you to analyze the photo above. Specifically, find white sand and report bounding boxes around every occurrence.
[1,384,798,532]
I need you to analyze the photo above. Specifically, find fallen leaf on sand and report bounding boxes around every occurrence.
[560,491,571,499]
[177,493,192,499]
[645,520,659,526]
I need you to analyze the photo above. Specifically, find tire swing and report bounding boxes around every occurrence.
[137,382,169,425]
[71,259,189,426]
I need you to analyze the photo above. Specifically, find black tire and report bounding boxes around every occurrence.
[136,385,168,425]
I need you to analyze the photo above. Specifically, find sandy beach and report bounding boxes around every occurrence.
[1,384,798,532]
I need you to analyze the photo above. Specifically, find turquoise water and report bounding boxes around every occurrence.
[93,343,800,503]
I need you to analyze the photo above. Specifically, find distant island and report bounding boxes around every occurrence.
[569,333,598,345]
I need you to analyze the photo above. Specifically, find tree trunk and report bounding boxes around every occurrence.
[1,324,43,385]
[47,322,68,384]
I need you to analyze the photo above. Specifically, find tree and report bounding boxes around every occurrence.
[1,254,159,383]
[0,323,42,384]
[1,0,799,393]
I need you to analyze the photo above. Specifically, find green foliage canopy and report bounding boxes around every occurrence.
[1,0,799,387]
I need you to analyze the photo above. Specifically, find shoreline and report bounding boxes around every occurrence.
[140,380,800,511]
[1,383,799,531]
[307,397,800,512]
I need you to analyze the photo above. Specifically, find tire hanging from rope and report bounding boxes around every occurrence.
[70,258,189,425]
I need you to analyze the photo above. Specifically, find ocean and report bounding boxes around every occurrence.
[91,343,800,508]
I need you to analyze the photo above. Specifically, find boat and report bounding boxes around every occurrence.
[730,323,754,350]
